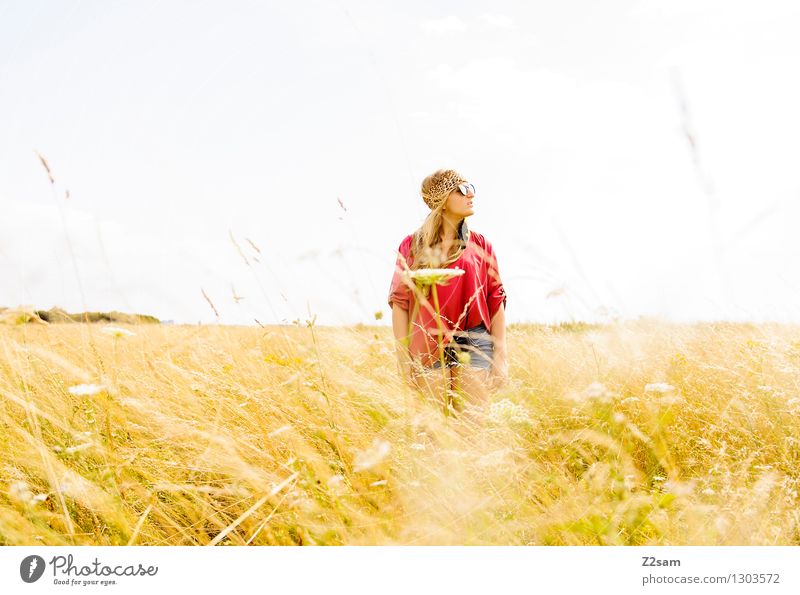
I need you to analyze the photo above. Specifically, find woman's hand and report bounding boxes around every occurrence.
[400,360,420,390]
[489,304,508,391]
[397,355,422,391]
[490,355,508,390]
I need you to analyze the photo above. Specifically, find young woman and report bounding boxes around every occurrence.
[388,168,508,413]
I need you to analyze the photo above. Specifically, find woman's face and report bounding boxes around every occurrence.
[443,184,475,218]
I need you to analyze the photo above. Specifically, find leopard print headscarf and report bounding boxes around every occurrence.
[420,169,468,209]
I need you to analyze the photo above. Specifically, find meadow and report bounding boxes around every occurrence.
[1,319,799,545]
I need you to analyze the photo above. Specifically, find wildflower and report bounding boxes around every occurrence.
[327,474,347,495]
[65,443,93,454]
[477,448,514,468]
[8,480,32,503]
[715,516,731,533]
[7,481,49,506]
[353,438,391,472]
[488,399,531,426]
[644,382,675,394]
[286,487,315,512]
[623,474,637,492]
[663,479,695,497]
[67,383,106,396]
[409,443,426,451]
[101,325,135,337]
[567,382,614,404]
[56,479,76,497]
[268,472,300,497]
[585,382,607,397]
[267,425,292,438]
[405,267,465,286]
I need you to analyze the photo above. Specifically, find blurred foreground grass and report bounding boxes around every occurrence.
[1,320,799,545]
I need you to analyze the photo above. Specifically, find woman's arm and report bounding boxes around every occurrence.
[489,303,508,389]
[483,237,508,389]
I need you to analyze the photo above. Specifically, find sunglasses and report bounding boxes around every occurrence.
[457,182,475,196]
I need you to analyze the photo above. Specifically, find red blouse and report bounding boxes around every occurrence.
[387,228,507,368]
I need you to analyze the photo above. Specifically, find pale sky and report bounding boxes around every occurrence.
[2,0,799,326]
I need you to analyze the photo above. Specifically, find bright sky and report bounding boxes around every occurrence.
[2,0,799,326]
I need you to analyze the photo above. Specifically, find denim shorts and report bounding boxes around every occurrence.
[429,323,494,370]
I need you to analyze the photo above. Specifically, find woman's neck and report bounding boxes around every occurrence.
[441,214,463,241]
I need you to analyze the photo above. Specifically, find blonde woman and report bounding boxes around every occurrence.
[388,169,508,414]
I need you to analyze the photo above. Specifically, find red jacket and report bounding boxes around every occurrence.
[388,228,507,367]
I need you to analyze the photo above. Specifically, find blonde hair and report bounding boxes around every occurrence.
[410,169,469,274]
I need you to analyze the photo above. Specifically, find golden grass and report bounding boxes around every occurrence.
[1,320,799,545]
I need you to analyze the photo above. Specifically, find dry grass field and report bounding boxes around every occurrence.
[1,319,799,545]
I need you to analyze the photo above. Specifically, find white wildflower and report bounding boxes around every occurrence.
[567,382,615,404]
[409,443,427,451]
[67,383,106,396]
[488,399,531,426]
[663,479,695,497]
[65,442,93,454]
[353,438,391,472]
[659,394,684,406]
[477,448,514,468]
[101,325,135,337]
[644,382,675,394]
[585,382,610,398]
[623,474,637,491]
[8,481,49,506]
[327,474,347,495]
[56,479,76,496]
[286,487,315,512]
[267,425,292,438]
[715,516,731,533]
[8,480,32,503]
